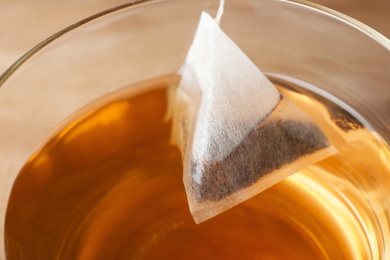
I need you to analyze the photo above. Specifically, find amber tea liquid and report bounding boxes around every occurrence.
[5,75,390,259]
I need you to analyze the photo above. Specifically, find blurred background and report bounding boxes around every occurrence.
[0,0,389,76]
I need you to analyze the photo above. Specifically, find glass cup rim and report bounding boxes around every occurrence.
[0,0,389,87]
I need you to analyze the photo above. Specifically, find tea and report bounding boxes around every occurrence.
[5,75,389,259]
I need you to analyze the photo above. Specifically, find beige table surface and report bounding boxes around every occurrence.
[0,0,389,76]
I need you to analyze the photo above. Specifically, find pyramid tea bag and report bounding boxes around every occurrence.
[171,8,337,224]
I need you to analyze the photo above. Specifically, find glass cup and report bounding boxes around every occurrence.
[1,0,389,259]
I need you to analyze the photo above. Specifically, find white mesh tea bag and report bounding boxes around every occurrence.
[171,8,336,223]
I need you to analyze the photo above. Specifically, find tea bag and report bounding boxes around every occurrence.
[171,8,336,223]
